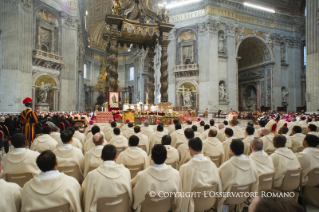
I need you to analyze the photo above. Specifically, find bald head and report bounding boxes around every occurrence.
[261,128,270,136]
[251,138,263,151]
[208,129,217,138]
[93,133,104,146]
[218,123,225,130]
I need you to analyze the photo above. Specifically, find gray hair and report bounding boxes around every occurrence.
[144,120,150,127]
[218,123,225,129]
[251,138,263,151]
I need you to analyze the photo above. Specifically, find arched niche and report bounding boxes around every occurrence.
[177,30,197,65]
[175,80,199,108]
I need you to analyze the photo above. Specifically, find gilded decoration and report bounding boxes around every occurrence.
[177,82,196,93]
[35,75,57,88]
[40,28,51,45]
[37,9,58,26]
[178,31,195,41]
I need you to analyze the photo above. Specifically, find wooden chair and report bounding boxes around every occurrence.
[97,192,130,212]
[30,203,70,212]
[2,125,11,138]
[305,168,319,187]
[141,193,173,212]
[193,183,218,212]
[58,165,82,183]
[0,125,2,131]
[208,155,222,168]
[125,164,143,179]
[6,173,33,187]
[258,172,275,192]
[224,183,252,210]
[137,144,147,152]
[276,169,302,191]
[43,123,49,127]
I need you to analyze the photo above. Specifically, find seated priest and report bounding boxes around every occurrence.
[134,126,150,154]
[84,126,107,153]
[73,125,85,145]
[202,129,225,165]
[201,124,211,140]
[307,124,319,137]
[202,119,218,140]
[141,120,154,138]
[177,128,195,167]
[103,121,117,142]
[230,120,245,141]
[242,126,255,155]
[149,124,166,150]
[30,126,58,153]
[123,122,135,139]
[216,123,226,142]
[85,126,105,143]
[277,126,292,149]
[260,128,276,154]
[180,137,223,212]
[192,125,203,139]
[109,127,128,149]
[170,123,187,148]
[50,126,62,144]
[132,144,182,212]
[62,127,83,151]
[222,128,236,162]
[82,145,132,212]
[290,126,306,152]
[21,150,82,212]
[197,120,205,134]
[168,119,179,135]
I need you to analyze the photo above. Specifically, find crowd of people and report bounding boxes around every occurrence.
[0,111,317,212]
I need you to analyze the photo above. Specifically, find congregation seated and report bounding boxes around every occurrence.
[116,135,149,172]
[170,123,187,148]
[30,126,58,152]
[85,126,105,143]
[168,119,179,135]
[216,123,226,142]
[83,133,105,177]
[54,130,84,182]
[140,120,154,138]
[277,126,292,149]
[290,126,306,152]
[0,156,21,212]
[73,125,85,145]
[218,139,259,211]
[260,128,276,154]
[103,121,117,141]
[246,121,259,137]
[121,120,129,132]
[287,118,301,136]
[132,144,182,211]
[123,122,135,139]
[84,126,107,153]
[4,114,18,136]
[197,120,205,134]
[109,127,128,151]
[179,137,223,212]
[202,119,218,140]
[149,135,179,168]
[45,116,59,131]
[63,126,83,151]
[230,120,245,140]
[177,128,195,166]
[84,121,94,136]
[201,124,211,140]
[50,126,62,144]
[82,144,132,212]
[0,116,5,126]
[134,126,149,153]
[243,126,255,155]
[183,120,193,130]
[222,128,236,161]
[21,150,82,212]
[306,124,318,137]
[249,138,274,177]
[1,133,40,181]
[202,129,225,166]
[192,125,202,139]
[149,124,166,150]
[270,135,301,188]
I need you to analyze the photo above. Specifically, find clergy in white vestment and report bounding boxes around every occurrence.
[123,122,135,139]
[83,133,104,177]
[54,130,85,182]
[73,125,86,145]
[109,127,128,149]
[222,128,237,162]
[1,133,40,180]
[216,123,226,142]
[121,120,130,132]
[192,125,203,139]
[260,128,276,154]
[180,137,223,212]
[82,145,132,212]
[245,121,259,138]
[149,135,179,167]
[116,135,150,170]
[134,126,150,154]
[84,126,107,153]
[50,126,62,144]
[177,128,195,167]
[249,138,274,177]
[277,126,292,149]
[243,126,255,155]
[183,120,193,130]
[201,124,211,140]
[276,119,288,134]
[230,120,245,141]
[85,126,105,143]
[30,126,58,152]
[63,126,83,151]
[132,144,182,212]
[140,120,154,138]
[149,124,166,150]
[202,129,225,166]
[290,126,306,152]
[218,139,259,212]
[287,118,301,136]
[270,135,301,188]
[0,156,22,212]
[170,123,187,148]
[84,121,94,136]
[168,119,179,135]
[103,121,117,142]
[202,120,218,140]
[306,124,319,137]
[21,151,82,212]
[197,120,205,134]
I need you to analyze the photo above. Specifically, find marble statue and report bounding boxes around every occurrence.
[281,43,286,61]
[219,83,228,100]
[264,33,272,45]
[38,82,54,103]
[218,31,226,53]
[282,88,289,102]
[183,89,193,106]
[248,90,257,100]
[236,27,246,43]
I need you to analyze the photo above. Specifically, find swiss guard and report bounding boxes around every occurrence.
[20,97,39,145]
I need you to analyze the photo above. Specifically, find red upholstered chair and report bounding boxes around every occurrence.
[74,116,79,120]
[0,125,2,131]
[43,123,49,127]
[58,122,65,131]
[0,130,4,139]
[2,125,11,138]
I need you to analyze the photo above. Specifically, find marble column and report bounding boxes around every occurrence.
[272,36,282,110]
[160,32,171,102]
[167,30,176,105]
[148,46,156,104]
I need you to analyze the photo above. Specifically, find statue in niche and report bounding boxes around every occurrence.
[183,89,193,106]
[38,82,54,103]
[219,83,228,100]
[218,31,227,53]
[282,88,289,102]
[248,89,257,100]
[264,33,272,45]
[236,27,246,43]
[280,43,286,61]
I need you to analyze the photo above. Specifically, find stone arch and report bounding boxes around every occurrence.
[33,73,60,88]
[175,80,199,108]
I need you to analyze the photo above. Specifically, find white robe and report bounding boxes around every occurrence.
[149,131,166,150]
[231,126,245,140]
[0,179,21,212]
[149,145,179,167]
[287,122,301,136]
[51,132,62,144]
[30,134,58,152]
[74,131,86,145]
[103,127,115,142]
[109,135,128,148]
[171,129,187,148]
[168,124,176,135]
[177,142,192,167]
[21,173,82,212]
[202,127,219,140]
[180,156,223,212]
[261,133,276,154]
[141,126,154,138]
[282,134,292,149]
[216,128,226,142]
[202,137,225,164]
[194,132,203,139]
[85,132,105,144]
[132,165,182,212]
[116,147,150,169]
[135,132,150,154]
[1,149,40,180]
[83,147,104,177]
[84,139,107,154]
[57,137,83,151]
[82,162,132,212]
[222,137,236,162]
[198,126,205,134]
[123,128,135,139]
[243,135,254,155]
[290,133,306,152]
[270,147,301,188]
[296,147,319,185]
[84,125,93,136]
[249,151,275,176]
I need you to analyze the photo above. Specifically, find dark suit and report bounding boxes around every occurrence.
[4,118,17,136]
